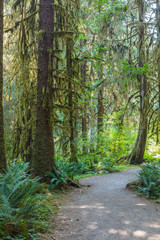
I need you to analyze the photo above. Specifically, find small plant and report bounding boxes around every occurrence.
[59,161,91,179]
[47,160,94,188]
[60,162,90,179]
[46,170,68,188]
[136,162,160,199]
[96,157,115,173]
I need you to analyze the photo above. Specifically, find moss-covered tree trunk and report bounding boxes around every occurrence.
[80,54,88,154]
[0,0,6,173]
[97,84,104,152]
[128,0,148,164]
[158,0,160,109]
[128,109,147,164]
[32,0,55,180]
[89,66,96,153]
[97,60,104,136]
[97,87,104,135]
[66,38,77,163]
[156,0,160,143]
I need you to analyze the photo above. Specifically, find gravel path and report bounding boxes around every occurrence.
[45,169,160,240]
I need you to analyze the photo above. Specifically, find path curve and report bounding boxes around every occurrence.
[49,169,160,240]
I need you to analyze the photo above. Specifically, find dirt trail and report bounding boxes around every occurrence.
[43,169,160,240]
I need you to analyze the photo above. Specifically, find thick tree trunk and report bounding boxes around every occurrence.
[97,85,104,152]
[80,56,88,154]
[66,39,77,163]
[0,0,6,173]
[89,66,96,153]
[128,0,148,164]
[156,0,160,143]
[128,110,147,164]
[97,59,104,136]
[32,0,55,180]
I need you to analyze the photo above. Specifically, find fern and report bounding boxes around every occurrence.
[137,162,160,199]
[0,161,51,239]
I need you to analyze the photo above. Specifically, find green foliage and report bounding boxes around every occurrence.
[47,160,91,189]
[47,170,68,189]
[136,162,160,199]
[145,139,160,162]
[96,158,115,173]
[87,122,136,162]
[0,161,52,239]
[73,113,137,176]
[48,154,116,188]
[78,153,116,174]
[58,161,90,179]
[118,59,150,79]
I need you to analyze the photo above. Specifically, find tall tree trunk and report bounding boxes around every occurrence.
[97,83,104,152]
[128,0,148,164]
[32,0,55,180]
[97,87,104,135]
[80,50,88,154]
[89,66,96,153]
[156,0,160,143]
[66,38,77,163]
[0,0,6,173]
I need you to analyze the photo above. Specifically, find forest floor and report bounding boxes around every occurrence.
[41,169,160,240]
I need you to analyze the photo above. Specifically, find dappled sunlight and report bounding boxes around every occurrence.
[145,223,160,229]
[62,201,160,239]
[58,195,160,240]
[108,229,129,236]
[133,230,147,238]
[55,170,160,240]
[79,204,105,209]
[87,222,98,230]
[62,204,104,209]
[148,235,160,240]
[136,203,147,206]
[124,220,130,225]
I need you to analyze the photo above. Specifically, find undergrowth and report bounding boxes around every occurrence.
[0,161,55,240]
[129,161,160,199]
[47,154,138,188]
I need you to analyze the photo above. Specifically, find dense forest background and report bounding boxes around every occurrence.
[1,0,160,176]
[0,0,160,238]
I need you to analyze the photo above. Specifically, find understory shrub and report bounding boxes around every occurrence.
[0,161,52,239]
[50,156,116,187]
[137,162,160,199]
[47,161,91,188]
[46,169,68,188]
[59,161,90,179]
[96,157,115,173]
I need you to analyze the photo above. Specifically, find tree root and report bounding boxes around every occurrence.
[67,179,81,188]
[116,155,129,163]
[67,179,91,188]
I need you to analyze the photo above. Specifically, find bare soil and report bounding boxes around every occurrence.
[41,169,160,240]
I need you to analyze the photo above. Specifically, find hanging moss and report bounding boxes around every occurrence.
[0,0,6,172]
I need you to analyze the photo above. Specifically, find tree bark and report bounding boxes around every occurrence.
[80,52,88,154]
[32,0,55,180]
[89,66,96,153]
[156,0,160,143]
[97,87,104,134]
[66,38,77,163]
[128,0,148,164]
[0,0,6,173]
